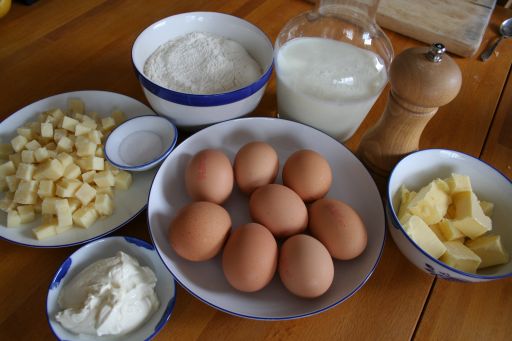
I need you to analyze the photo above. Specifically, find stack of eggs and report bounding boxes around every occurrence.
[168,142,368,298]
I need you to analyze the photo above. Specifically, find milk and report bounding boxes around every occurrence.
[276,37,388,142]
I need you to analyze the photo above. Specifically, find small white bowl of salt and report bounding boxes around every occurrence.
[104,115,178,171]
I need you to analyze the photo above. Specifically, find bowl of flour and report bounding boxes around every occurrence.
[132,12,274,130]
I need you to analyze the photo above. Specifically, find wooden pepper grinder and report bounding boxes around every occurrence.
[358,43,462,176]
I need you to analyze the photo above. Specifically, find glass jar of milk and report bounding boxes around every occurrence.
[275,0,393,142]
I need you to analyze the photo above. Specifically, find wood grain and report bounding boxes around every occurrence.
[0,1,510,340]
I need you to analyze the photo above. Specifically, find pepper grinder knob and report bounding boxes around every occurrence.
[357,43,462,176]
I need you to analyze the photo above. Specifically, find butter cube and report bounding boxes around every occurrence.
[437,218,464,241]
[81,118,98,130]
[42,197,58,215]
[440,241,481,273]
[16,163,35,181]
[40,122,54,138]
[115,170,132,190]
[5,175,20,192]
[56,136,74,153]
[55,178,82,198]
[446,173,472,194]
[8,153,21,167]
[55,199,73,227]
[0,192,16,212]
[479,201,494,217]
[101,117,116,132]
[34,159,64,181]
[57,152,74,168]
[11,135,28,152]
[112,110,126,125]
[53,129,68,142]
[407,180,451,225]
[73,205,98,228]
[95,147,104,158]
[68,98,85,114]
[17,126,34,139]
[445,204,456,219]
[452,192,492,239]
[63,163,81,179]
[93,170,115,188]
[74,123,92,136]
[37,180,55,198]
[17,180,38,193]
[75,136,97,157]
[61,116,79,133]
[0,179,7,192]
[74,183,96,206]
[403,215,447,259]
[48,108,65,120]
[25,140,42,151]
[397,185,416,222]
[7,210,22,227]
[0,161,16,178]
[88,130,103,145]
[81,170,96,184]
[21,150,35,164]
[428,222,447,242]
[95,186,113,198]
[466,235,509,269]
[95,193,114,216]
[32,218,57,240]
[17,205,35,224]
[13,188,37,205]
[0,143,14,159]
[77,156,104,171]
[68,197,81,213]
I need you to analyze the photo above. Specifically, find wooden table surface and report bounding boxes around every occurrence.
[0,1,511,340]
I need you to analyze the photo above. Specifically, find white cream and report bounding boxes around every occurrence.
[56,251,159,336]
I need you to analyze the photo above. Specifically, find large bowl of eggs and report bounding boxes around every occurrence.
[387,149,512,282]
[132,12,274,130]
[148,117,386,320]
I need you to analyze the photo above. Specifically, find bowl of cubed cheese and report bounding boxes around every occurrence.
[387,149,512,282]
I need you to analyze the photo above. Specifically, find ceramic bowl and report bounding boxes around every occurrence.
[387,149,512,282]
[132,12,274,130]
[104,115,177,171]
[47,236,176,340]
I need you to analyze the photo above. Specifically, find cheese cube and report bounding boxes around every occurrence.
[0,143,13,159]
[34,147,50,162]
[61,116,79,133]
[73,205,99,228]
[440,241,481,273]
[68,98,85,114]
[40,122,54,138]
[479,201,494,217]
[87,130,103,145]
[55,199,73,227]
[93,170,115,188]
[75,136,97,157]
[56,178,82,198]
[63,163,81,179]
[101,117,116,132]
[5,175,20,192]
[0,192,16,212]
[11,135,28,152]
[21,150,35,164]
[25,140,42,151]
[115,170,132,190]
[16,163,35,181]
[16,127,33,140]
[452,192,492,239]
[95,193,114,216]
[81,170,96,184]
[34,159,64,181]
[53,128,68,142]
[9,153,21,167]
[68,197,81,213]
[407,180,451,225]
[56,136,74,153]
[77,156,104,171]
[74,183,96,206]
[0,161,16,178]
[437,218,464,241]
[32,218,57,240]
[466,235,509,269]
[446,173,472,194]
[403,215,447,259]
[41,197,58,215]
[37,180,55,198]
[17,205,35,224]
[7,210,22,227]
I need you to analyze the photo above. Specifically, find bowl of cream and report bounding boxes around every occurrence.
[47,236,176,340]
[132,12,274,130]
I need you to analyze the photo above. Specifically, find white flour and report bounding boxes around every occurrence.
[144,32,262,94]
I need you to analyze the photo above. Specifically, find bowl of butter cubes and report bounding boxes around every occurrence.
[387,149,512,282]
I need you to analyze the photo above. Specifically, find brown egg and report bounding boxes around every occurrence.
[222,223,278,292]
[249,184,308,238]
[185,149,233,204]
[309,198,367,260]
[168,201,231,261]
[234,141,279,194]
[278,234,334,298]
[282,149,332,202]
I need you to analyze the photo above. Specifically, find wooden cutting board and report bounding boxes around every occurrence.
[376,0,496,57]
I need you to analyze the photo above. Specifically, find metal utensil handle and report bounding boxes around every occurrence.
[480,36,504,61]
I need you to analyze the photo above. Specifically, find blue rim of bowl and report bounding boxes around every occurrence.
[46,235,177,341]
[146,116,387,320]
[0,90,154,248]
[387,148,512,280]
[104,115,178,171]
[132,12,274,107]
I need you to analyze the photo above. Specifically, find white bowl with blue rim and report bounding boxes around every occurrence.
[47,236,176,340]
[387,149,512,282]
[132,12,274,130]
[104,115,177,172]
